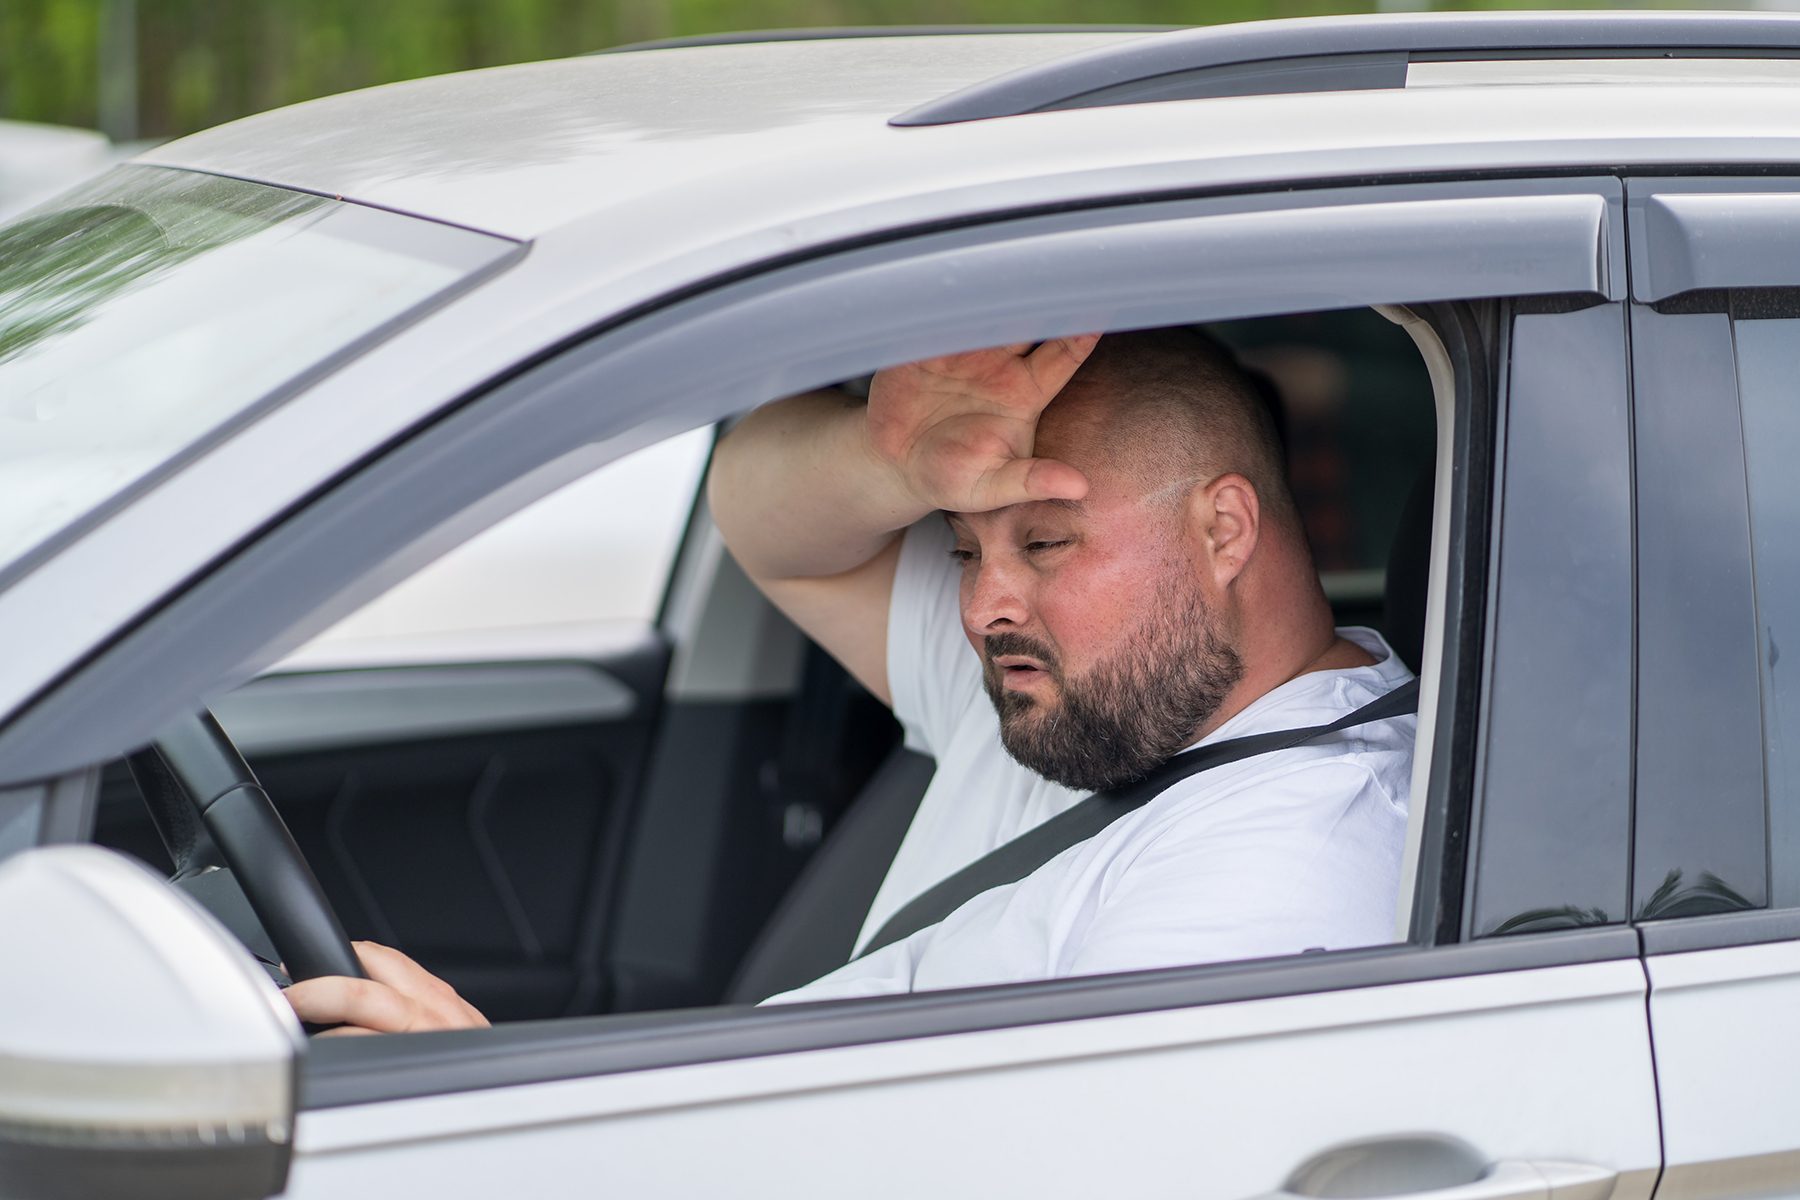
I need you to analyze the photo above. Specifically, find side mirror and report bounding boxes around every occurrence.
[0,845,302,1200]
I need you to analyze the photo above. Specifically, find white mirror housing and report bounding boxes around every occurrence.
[0,845,302,1200]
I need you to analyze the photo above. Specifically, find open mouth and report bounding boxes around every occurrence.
[991,654,1052,689]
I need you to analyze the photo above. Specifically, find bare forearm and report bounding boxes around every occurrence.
[709,390,930,582]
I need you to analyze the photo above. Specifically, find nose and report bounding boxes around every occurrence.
[962,557,1031,635]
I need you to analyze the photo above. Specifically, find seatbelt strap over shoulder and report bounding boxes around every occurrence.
[857,677,1420,960]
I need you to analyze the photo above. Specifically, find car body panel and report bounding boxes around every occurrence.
[284,958,1659,1199]
[1647,939,1800,1200]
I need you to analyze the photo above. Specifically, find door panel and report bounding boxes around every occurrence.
[93,638,670,1022]
[285,952,1660,1200]
[1644,933,1800,1200]
[250,713,653,1022]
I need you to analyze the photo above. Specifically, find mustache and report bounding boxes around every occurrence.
[983,632,1061,675]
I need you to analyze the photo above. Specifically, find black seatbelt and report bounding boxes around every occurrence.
[858,677,1420,959]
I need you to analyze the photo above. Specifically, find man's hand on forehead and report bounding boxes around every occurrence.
[867,336,1100,516]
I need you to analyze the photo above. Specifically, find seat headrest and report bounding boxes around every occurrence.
[1383,464,1435,676]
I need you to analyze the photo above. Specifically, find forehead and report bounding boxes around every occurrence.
[1036,376,1200,491]
[1033,379,1124,459]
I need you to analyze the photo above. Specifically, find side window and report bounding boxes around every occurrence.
[279,427,713,668]
[1466,300,1635,937]
[1732,310,1800,908]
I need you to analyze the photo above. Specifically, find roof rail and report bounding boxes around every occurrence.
[891,11,1800,126]
[598,25,1174,56]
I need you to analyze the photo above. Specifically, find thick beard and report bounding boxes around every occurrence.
[982,571,1244,792]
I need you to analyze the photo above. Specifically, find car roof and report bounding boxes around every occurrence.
[137,15,1800,243]
[137,33,1142,239]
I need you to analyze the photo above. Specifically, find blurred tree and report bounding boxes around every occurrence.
[0,0,1690,141]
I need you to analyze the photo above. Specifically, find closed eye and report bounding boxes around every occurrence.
[1025,540,1068,553]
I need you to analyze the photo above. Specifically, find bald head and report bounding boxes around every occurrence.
[1038,327,1297,529]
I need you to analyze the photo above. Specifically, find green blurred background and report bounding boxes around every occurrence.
[0,0,1761,141]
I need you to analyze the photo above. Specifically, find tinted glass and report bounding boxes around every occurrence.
[1737,314,1800,909]
[0,165,515,580]
[1470,305,1634,936]
[1632,306,1767,919]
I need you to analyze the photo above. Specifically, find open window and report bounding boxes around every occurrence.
[91,300,1451,1018]
[35,175,1657,1190]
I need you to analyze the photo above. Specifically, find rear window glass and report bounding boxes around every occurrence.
[0,165,517,582]
[1736,314,1800,909]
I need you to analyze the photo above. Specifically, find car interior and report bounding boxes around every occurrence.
[92,306,1439,1022]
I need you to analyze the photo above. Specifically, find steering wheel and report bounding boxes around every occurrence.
[125,710,366,984]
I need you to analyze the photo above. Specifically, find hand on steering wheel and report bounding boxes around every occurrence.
[284,940,489,1035]
[130,710,365,984]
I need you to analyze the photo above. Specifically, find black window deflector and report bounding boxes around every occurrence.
[1628,178,1800,304]
[893,11,1800,126]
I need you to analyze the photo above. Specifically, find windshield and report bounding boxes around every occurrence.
[0,165,518,581]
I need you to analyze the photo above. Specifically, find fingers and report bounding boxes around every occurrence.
[281,941,489,1036]
[973,456,1089,510]
[1023,333,1101,398]
[285,973,420,1034]
[896,334,1099,411]
[354,940,445,992]
[866,334,1102,515]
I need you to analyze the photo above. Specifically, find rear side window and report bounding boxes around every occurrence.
[1734,310,1800,908]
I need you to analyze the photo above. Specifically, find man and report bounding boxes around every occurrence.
[284,327,1413,1030]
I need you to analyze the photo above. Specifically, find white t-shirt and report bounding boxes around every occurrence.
[767,520,1414,1005]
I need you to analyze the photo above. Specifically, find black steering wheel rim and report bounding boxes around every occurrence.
[129,710,366,983]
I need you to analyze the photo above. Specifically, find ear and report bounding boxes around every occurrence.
[1190,473,1261,588]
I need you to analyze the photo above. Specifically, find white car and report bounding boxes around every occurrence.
[2,13,1797,1199]
[0,118,119,220]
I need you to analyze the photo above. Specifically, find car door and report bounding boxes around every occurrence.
[1623,177,1800,1200]
[246,177,1661,1198]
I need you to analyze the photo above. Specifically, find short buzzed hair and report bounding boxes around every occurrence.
[1068,327,1297,527]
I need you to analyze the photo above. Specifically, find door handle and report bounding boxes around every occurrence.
[1264,1137,1619,1200]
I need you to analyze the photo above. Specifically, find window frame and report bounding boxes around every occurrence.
[0,173,1633,1099]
